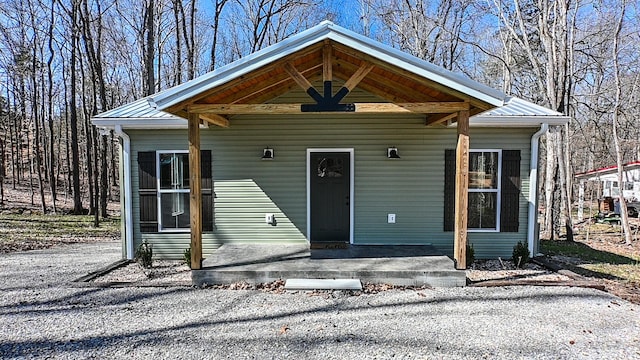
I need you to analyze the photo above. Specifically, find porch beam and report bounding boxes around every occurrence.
[198,113,230,128]
[187,102,470,114]
[188,113,203,270]
[454,109,469,269]
[426,112,458,126]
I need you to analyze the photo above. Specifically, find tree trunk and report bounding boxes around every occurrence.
[611,3,632,245]
[29,10,47,214]
[69,0,84,215]
[556,126,573,241]
[144,0,155,96]
[172,0,182,85]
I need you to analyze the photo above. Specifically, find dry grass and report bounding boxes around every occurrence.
[0,182,120,253]
[542,219,640,304]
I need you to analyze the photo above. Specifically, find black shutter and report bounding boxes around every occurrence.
[138,151,158,233]
[201,150,214,232]
[500,150,521,232]
[444,149,455,231]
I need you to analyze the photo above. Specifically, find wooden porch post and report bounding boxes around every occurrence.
[454,110,469,269]
[188,113,203,269]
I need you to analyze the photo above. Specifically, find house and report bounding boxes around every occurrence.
[92,21,569,270]
[575,161,640,219]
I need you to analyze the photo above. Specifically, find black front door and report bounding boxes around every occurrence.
[310,152,351,245]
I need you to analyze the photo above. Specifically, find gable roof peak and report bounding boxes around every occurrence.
[149,21,505,111]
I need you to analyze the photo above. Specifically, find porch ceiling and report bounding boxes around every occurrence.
[165,40,494,127]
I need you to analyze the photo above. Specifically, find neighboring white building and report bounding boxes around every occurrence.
[575,161,640,219]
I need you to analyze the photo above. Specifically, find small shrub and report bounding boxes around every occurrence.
[135,240,153,268]
[183,247,191,269]
[512,241,530,268]
[466,243,475,267]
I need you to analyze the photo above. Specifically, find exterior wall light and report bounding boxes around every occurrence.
[262,147,274,160]
[387,147,400,159]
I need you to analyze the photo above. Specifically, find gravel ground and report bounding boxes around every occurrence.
[1,241,640,359]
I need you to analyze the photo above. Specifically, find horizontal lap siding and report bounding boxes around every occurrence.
[467,130,533,259]
[129,124,535,259]
[129,133,219,259]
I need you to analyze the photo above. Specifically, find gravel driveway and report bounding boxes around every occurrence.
[1,241,639,359]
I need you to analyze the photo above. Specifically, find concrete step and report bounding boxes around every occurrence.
[284,278,362,290]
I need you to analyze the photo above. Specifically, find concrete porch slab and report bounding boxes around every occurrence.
[192,244,466,287]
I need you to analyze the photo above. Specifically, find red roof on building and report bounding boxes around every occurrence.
[575,161,640,179]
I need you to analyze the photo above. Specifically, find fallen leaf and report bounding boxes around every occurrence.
[279,325,289,335]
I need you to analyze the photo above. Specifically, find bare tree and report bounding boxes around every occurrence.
[611,2,632,244]
[373,0,473,71]
[488,0,577,240]
[143,0,156,95]
[208,0,228,71]
[62,0,85,214]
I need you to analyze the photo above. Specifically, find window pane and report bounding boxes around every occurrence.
[317,157,343,178]
[468,192,497,229]
[161,193,190,229]
[159,153,190,189]
[469,152,498,189]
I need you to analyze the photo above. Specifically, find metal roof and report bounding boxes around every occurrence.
[149,21,505,110]
[92,97,187,129]
[95,97,169,119]
[468,97,570,127]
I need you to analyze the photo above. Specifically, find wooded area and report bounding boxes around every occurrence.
[0,0,638,238]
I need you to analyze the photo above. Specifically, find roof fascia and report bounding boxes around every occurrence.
[466,116,570,127]
[92,118,187,129]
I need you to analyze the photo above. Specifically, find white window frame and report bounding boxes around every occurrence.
[156,150,190,232]
[467,149,502,232]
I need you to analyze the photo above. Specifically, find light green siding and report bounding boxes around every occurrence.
[128,116,535,260]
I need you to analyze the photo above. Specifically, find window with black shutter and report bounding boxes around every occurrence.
[443,149,521,232]
[138,150,213,233]
[138,152,158,233]
[500,150,521,232]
